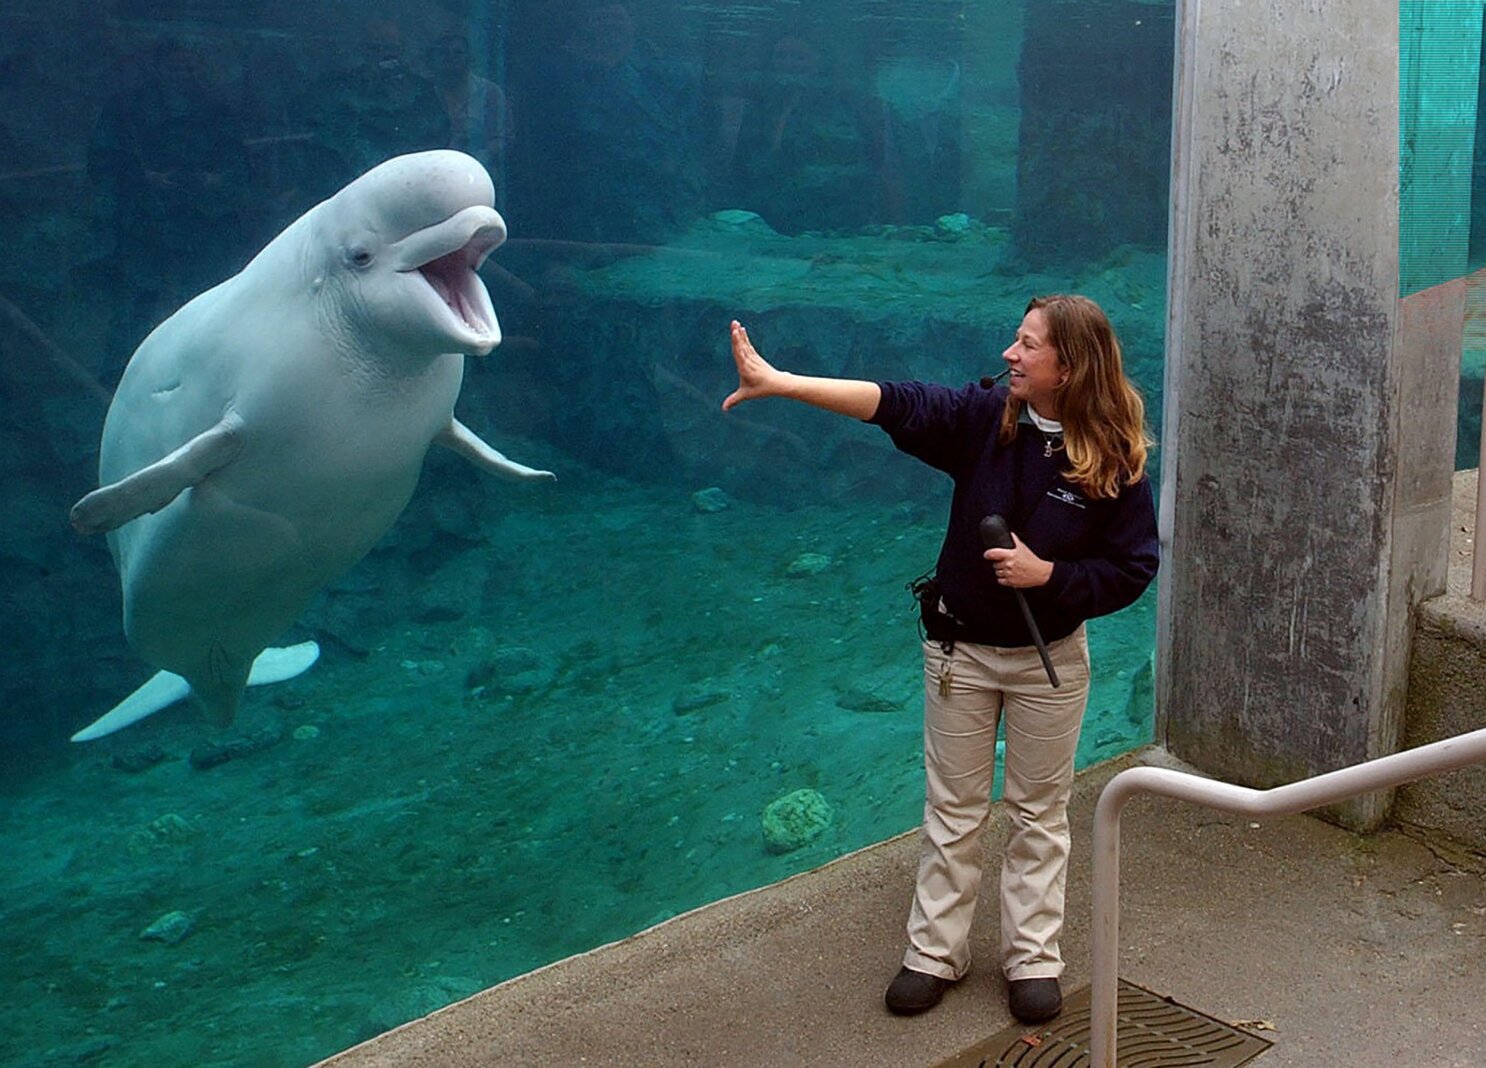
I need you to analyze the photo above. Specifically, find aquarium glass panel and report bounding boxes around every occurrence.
[1399,0,1483,468]
[0,1,1166,1064]
[1454,0,1486,468]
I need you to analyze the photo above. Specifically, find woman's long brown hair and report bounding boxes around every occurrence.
[998,294,1151,499]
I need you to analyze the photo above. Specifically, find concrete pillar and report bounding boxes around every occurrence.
[1157,0,1469,829]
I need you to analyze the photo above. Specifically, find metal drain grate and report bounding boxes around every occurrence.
[933,980,1273,1068]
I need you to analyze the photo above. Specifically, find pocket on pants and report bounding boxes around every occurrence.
[1047,627,1091,690]
[922,639,951,690]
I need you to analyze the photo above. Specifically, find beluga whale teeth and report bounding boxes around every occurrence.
[395,204,505,347]
[415,241,496,335]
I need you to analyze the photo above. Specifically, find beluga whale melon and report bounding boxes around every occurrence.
[70,149,554,741]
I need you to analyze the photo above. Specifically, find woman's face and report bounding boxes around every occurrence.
[1002,308,1066,418]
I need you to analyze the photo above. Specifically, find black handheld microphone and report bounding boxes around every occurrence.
[979,514,1060,688]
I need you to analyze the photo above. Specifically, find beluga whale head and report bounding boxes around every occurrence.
[311,149,506,359]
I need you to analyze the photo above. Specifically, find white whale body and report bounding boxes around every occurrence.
[70,150,553,739]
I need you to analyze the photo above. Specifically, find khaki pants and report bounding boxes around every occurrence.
[902,626,1091,982]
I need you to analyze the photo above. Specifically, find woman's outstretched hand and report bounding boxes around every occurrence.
[722,320,882,420]
[723,320,783,411]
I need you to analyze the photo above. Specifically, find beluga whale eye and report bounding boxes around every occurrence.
[345,245,374,269]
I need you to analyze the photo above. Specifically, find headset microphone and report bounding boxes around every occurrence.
[980,368,1011,389]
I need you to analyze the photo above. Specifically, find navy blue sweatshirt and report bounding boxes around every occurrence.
[870,380,1159,646]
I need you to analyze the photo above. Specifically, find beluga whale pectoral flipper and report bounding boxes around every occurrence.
[436,419,558,481]
[70,149,555,740]
[70,412,246,535]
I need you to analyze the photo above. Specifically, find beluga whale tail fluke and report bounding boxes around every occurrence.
[69,150,554,741]
[71,642,321,742]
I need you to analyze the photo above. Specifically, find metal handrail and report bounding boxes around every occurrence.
[1089,726,1486,1067]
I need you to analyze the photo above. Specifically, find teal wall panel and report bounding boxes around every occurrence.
[1400,0,1483,296]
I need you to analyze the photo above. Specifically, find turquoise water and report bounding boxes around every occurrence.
[0,2,1170,1064]
[1,473,1157,1067]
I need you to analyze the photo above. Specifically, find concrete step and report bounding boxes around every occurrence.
[1398,469,1486,852]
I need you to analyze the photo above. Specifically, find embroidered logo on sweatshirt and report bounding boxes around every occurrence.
[1047,486,1087,509]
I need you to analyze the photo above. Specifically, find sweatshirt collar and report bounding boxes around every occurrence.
[1019,405,1063,434]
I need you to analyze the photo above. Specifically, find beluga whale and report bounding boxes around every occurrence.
[70,149,554,741]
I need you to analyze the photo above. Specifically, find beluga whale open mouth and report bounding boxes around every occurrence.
[395,204,506,352]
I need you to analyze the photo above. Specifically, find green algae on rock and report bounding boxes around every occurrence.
[762,788,835,854]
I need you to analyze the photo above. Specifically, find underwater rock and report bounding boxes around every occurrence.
[126,813,202,856]
[762,788,834,854]
[112,742,169,773]
[292,724,321,741]
[272,690,308,711]
[785,552,832,578]
[414,601,466,624]
[400,658,446,677]
[428,489,488,544]
[673,688,730,716]
[306,599,380,658]
[691,486,731,513]
[708,209,777,235]
[147,813,197,841]
[465,645,554,699]
[934,212,973,238]
[47,1037,118,1063]
[835,687,900,714]
[139,910,193,945]
[189,724,285,770]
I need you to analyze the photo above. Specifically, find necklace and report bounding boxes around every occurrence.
[1022,406,1064,459]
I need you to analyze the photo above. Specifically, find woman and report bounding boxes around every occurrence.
[723,295,1158,1023]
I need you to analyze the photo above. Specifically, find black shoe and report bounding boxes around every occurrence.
[1007,977,1062,1023]
[884,966,954,1015]
[1004,980,1063,1021]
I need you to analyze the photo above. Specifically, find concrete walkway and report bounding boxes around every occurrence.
[316,749,1486,1067]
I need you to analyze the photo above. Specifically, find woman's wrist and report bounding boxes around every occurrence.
[1037,559,1059,588]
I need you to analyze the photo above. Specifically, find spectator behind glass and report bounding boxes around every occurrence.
[517,1,702,244]
[730,32,876,235]
[87,38,252,378]
[424,31,514,201]
[872,49,963,224]
[292,18,450,200]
